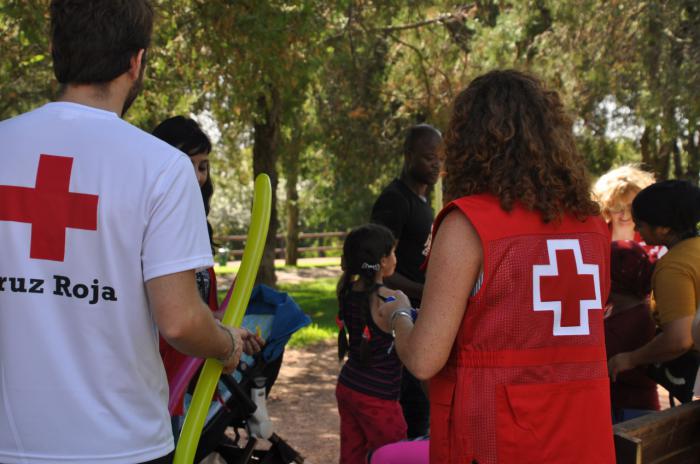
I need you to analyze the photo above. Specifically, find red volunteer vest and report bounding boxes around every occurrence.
[428,195,615,464]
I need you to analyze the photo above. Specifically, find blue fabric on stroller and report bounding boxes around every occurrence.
[178,284,310,463]
[235,284,312,375]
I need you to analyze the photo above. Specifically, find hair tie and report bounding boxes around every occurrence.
[361,262,380,272]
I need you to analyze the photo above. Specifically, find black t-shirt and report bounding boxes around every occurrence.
[370,178,434,286]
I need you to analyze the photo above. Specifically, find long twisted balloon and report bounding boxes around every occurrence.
[174,174,272,464]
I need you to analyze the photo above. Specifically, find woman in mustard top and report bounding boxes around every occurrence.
[608,180,700,384]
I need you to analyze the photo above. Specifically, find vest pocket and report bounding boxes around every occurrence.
[429,372,457,463]
[430,369,477,463]
[495,377,613,464]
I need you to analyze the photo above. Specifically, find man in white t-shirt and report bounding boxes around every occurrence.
[0,1,261,463]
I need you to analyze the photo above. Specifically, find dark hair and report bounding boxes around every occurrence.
[444,69,599,222]
[632,180,700,239]
[50,0,153,84]
[403,124,442,157]
[337,224,395,363]
[152,116,215,250]
[610,240,653,299]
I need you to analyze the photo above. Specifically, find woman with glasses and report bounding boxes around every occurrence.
[592,165,665,260]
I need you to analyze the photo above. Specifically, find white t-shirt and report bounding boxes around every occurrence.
[0,102,214,463]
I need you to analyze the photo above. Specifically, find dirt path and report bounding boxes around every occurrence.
[265,265,341,463]
[267,340,340,463]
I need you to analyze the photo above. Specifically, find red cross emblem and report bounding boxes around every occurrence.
[0,154,98,262]
[532,239,601,336]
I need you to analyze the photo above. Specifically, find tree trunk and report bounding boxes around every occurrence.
[253,89,281,287]
[656,141,672,181]
[640,126,652,168]
[683,126,700,185]
[640,125,672,181]
[672,141,683,180]
[284,132,301,266]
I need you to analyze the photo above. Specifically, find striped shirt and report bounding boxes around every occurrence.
[338,290,403,400]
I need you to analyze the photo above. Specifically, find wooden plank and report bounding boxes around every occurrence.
[229,246,341,258]
[298,231,346,239]
[216,231,347,242]
[613,401,700,463]
[614,401,700,437]
[216,231,347,260]
[296,245,341,252]
[641,417,700,462]
[648,446,700,464]
[614,432,641,464]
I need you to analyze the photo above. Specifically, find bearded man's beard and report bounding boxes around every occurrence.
[121,55,146,117]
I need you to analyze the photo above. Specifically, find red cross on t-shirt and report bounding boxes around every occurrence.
[532,239,601,336]
[0,154,98,261]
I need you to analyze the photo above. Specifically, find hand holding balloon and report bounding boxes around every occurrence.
[217,325,244,374]
[240,328,265,355]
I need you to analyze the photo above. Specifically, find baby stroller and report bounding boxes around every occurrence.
[169,284,311,463]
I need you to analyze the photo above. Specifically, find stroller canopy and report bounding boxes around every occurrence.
[241,284,312,364]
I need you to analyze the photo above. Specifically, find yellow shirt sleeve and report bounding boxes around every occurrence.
[653,261,697,326]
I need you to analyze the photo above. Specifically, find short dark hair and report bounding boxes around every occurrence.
[403,124,442,157]
[632,180,700,238]
[152,116,213,158]
[50,0,153,84]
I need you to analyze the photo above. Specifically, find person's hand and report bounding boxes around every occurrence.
[219,325,244,374]
[608,352,635,382]
[237,327,265,355]
[377,289,412,324]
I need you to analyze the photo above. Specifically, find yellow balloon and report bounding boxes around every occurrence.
[174,174,272,464]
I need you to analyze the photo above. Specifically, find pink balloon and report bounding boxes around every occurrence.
[168,356,204,415]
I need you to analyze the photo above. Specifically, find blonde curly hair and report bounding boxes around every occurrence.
[592,164,655,222]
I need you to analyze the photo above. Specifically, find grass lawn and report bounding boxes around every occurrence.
[278,277,337,347]
[216,261,340,348]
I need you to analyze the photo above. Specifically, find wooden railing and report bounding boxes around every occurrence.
[214,231,346,260]
[613,400,700,463]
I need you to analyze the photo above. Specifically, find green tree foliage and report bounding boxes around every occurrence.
[0,2,54,118]
[184,0,327,285]
[2,0,699,285]
[532,0,700,179]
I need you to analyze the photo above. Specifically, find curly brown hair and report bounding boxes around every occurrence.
[444,69,599,222]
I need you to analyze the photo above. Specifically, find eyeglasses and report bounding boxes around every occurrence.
[608,203,632,215]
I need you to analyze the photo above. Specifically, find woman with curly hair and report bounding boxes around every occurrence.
[592,164,665,260]
[379,70,615,463]
[593,165,655,241]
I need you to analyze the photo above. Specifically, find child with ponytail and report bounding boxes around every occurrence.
[335,224,409,464]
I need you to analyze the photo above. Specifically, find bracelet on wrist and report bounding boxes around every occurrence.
[390,308,414,338]
[216,322,237,364]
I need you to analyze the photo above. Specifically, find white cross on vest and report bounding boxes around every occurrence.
[532,239,602,336]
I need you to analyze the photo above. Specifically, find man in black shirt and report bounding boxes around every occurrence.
[370,123,442,438]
